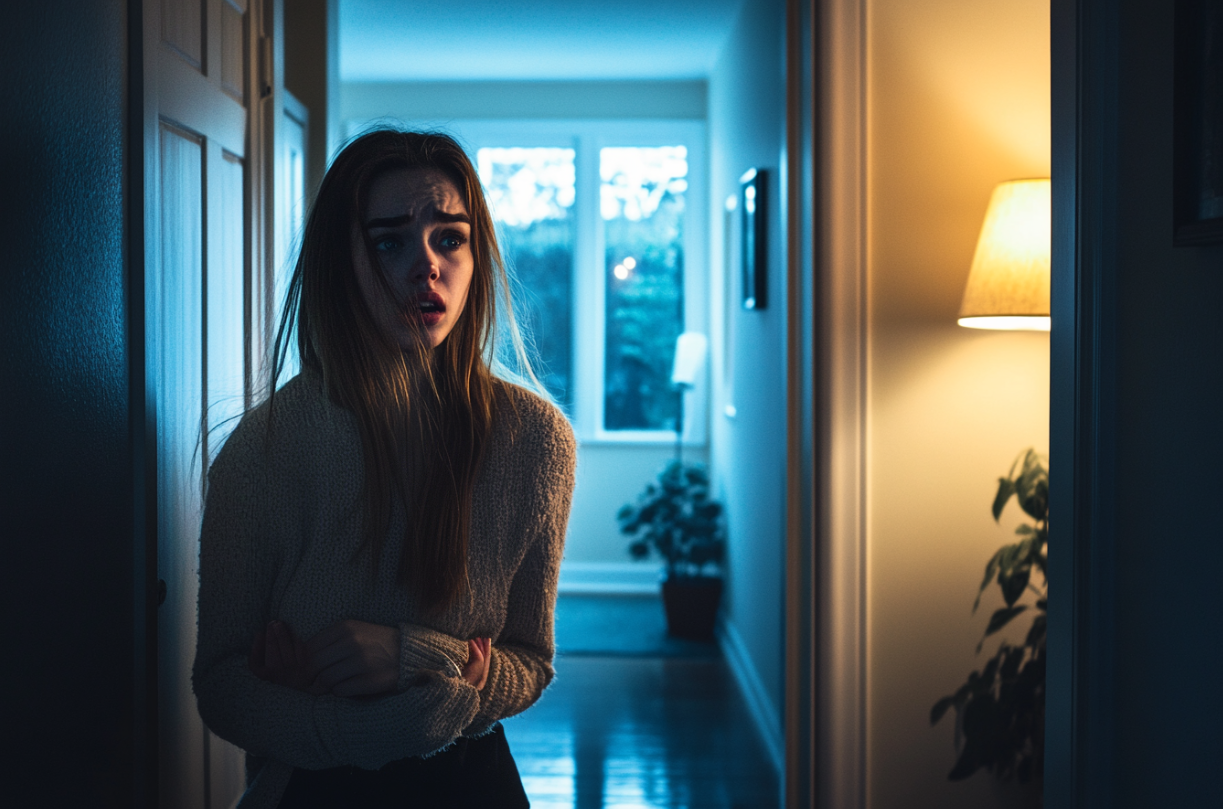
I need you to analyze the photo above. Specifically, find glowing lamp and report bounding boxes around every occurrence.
[957,179,1051,331]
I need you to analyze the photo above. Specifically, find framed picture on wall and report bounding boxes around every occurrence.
[740,168,768,308]
[1173,0,1223,246]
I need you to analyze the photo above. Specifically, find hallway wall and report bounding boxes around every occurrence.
[707,0,788,769]
[863,0,1050,806]
[1048,0,1223,803]
[0,1,143,805]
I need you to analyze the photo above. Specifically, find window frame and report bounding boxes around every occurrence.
[345,118,708,446]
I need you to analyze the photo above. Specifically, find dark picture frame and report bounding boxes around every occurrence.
[740,168,768,309]
[1173,0,1223,246]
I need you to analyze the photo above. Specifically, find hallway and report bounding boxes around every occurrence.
[503,595,780,809]
[505,656,779,809]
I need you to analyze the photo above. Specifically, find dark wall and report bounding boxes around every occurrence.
[1111,0,1223,801]
[1051,0,1223,805]
[0,1,143,804]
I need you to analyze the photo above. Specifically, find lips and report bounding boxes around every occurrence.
[413,291,446,326]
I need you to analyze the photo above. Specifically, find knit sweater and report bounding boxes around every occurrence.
[192,371,576,809]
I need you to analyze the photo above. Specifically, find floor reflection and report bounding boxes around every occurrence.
[504,656,780,809]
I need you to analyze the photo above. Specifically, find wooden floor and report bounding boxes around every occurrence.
[502,656,780,809]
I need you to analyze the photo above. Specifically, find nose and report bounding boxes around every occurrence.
[409,240,441,283]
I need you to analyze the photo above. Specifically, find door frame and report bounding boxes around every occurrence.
[785,0,869,806]
[1046,0,1119,805]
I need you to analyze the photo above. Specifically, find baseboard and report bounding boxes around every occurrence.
[557,561,662,595]
[718,616,784,774]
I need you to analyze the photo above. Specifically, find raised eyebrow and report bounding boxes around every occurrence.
[365,214,411,230]
[433,211,471,226]
[364,211,470,230]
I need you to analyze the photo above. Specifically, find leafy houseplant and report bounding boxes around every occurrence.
[932,449,1048,789]
[618,461,727,640]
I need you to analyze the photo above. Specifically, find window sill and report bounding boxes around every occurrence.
[578,434,708,449]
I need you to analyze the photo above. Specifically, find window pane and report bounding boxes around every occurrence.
[477,147,575,408]
[601,145,687,431]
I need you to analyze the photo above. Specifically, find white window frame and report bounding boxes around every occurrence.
[344,118,708,447]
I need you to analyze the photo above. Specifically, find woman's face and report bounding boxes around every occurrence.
[355,167,475,350]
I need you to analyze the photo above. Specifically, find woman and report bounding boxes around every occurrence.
[193,130,576,809]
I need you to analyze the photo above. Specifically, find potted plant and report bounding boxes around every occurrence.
[617,460,726,640]
[931,449,1047,796]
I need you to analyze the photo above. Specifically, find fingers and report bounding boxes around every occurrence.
[460,637,492,690]
[304,619,354,659]
[476,638,491,690]
[303,620,401,697]
[249,621,315,691]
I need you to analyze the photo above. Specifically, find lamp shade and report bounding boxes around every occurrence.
[957,178,1051,331]
[671,332,708,387]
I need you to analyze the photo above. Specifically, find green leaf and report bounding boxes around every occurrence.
[1015,450,1049,520]
[999,564,1031,607]
[983,605,1028,638]
[948,749,982,781]
[974,548,1006,612]
[930,695,956,726]
[992,477,1016,521]
[1025,614,1047,647]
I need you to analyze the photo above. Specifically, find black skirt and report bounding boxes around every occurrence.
[277,722,529,809]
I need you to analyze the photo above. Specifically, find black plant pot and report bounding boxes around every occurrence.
[661,575,724,641]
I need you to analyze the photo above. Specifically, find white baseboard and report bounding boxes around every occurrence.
[557,561,663,595]
[718,616,784,774]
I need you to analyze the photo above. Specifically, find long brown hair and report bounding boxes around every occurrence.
[267,129,529,611]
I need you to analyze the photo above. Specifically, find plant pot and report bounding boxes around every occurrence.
[661,575,723,641]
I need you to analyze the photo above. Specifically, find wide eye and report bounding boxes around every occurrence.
[372,235,400,253]
[438,230,467,251]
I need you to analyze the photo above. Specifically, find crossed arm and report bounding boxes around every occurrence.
[247,618,491,696]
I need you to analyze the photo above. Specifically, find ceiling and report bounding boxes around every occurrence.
[339,0,748,82]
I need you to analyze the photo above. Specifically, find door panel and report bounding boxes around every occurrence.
[206,148,247,454]
[162,0,204,67]
[149,0,264,806]
[156,122,206,809]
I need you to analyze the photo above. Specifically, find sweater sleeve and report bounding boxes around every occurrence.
[192,421,480,771]
[465,407,577,736]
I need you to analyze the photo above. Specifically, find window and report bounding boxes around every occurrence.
[477,146,576,408]
[600,146,689,432]
[348,119,707,444]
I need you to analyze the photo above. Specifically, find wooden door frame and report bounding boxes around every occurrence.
[785,0,869,806]
[782,1,1127,805]
[1046,0,1119,805]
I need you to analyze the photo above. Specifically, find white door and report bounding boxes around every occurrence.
[144,0,274,805]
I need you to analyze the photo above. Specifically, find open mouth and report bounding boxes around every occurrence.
[414,292,446,324]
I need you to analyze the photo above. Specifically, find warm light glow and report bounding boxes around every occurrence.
[613,264,630,280]
[958,316,1051,331]
[958,179,1050,331]
[622,256,637,269]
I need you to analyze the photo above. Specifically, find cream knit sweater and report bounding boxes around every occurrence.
[192,372,576,809]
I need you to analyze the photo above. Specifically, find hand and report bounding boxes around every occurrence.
[462,637,491,691]
[305,619,402,698]
[248,620,317,693]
